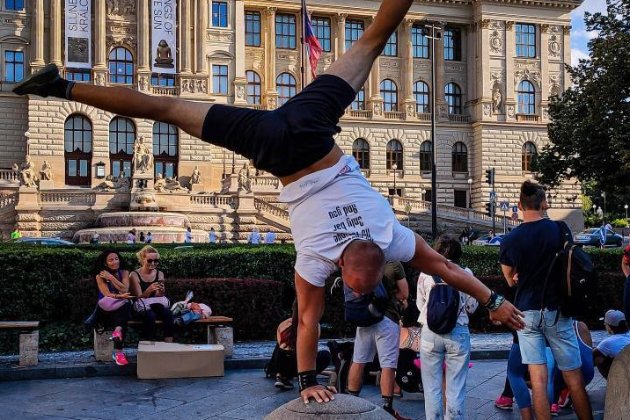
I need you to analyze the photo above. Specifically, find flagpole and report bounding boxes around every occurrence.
[300,0,307,89]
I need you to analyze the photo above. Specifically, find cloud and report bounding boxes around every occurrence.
[571,0,608,19]
[571,48,590,66]
[572,29,599,40]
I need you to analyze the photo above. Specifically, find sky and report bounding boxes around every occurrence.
[570,0,608,65]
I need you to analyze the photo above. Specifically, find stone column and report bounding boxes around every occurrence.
[196,0,209,74]
[50,0,62,66]
[562,25,571,91]
[335,13,346,61]
[479,19,491,121]
[31,0,45,68]
[94,0,108,84]
[180,0,192,74]
[505,21,516,120]
[136,0,151,92]
[367,17,383,118]
[402,19,416,119]
[264,8,278,109]
[233,0,247,104]
[540,24,549,118]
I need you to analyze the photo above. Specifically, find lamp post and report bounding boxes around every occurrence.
[601,192,607,223]
[592,204,597,215]
[392,163,398,196]
[467,177,473,208]
[625,204,628,220]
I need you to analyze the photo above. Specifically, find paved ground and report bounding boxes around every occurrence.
[0,360,606,420]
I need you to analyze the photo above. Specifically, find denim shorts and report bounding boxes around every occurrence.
[517,309,581,371]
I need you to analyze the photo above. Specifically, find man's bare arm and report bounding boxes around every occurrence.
[295,272,335,403]
[501,264,518,287]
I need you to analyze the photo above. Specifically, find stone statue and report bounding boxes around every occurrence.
[132,136,154,175]
[96,171,130,192]
[40,160,53,181]
[95,175,117,191]
[492,85,503,114]
[164,176,189,193]
[154,40,174,68]
[191,166,201,185]
[154,173,166,192]
[13,155,38,187]
[238,163,252,193]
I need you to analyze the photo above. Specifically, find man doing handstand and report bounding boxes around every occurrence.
[14,0,525,406]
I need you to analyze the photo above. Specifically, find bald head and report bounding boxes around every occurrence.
[339,240,385,294]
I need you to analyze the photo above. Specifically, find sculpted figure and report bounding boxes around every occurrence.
[238,163,252,192]
[154,173,166,192]
[132,136,154,174]
[492,85,503,114]
[95,175,116,191]
[40,160,53,181]
[13,155,37,187]
[164,176,189,192]
[155,40,174,68]
[191,166,201,185]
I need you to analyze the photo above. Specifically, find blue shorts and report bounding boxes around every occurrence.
[517,310,581,371]
[201,75,356,178]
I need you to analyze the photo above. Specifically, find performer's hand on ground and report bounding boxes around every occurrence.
[489,300,525,330]
[301,384,336,404]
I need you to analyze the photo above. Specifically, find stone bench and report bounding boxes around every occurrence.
[0,321,40,367]
[94,316,234,362]
[266,394,391,419]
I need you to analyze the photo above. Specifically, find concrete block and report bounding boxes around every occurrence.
[19,331,39,367]
[208,326,234,357]
[265,394,390,420]
[94,329,114,362]
[604,346,630,420]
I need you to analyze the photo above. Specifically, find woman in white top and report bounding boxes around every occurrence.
[416,235,478,420]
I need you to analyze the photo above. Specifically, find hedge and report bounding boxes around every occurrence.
[0,244,626,353]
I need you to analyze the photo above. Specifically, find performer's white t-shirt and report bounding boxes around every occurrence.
[279,155,416,287]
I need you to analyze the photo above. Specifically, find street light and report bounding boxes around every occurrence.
[601,192,607,223]
[392,163,398,196]
[592,204,597,215]
[625,204,628,220]
[467,178,473,208]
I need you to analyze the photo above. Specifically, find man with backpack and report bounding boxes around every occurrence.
[344,261,411,420]
[416,236,478,420]
[499,181,593,420]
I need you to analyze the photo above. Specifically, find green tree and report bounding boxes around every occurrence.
[534,0,630,212]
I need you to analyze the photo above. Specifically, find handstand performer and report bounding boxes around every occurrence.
[14,0,524,405]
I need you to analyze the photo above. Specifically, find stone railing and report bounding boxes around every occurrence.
[384,111,405,120]
[516,114,540,122]
[346,109,373,119]
[448,114,471,123]
[250,176,281,191]
[0,192,17,211]
[0,169,19,184]
[254,198,289,222]
[39,191,97,206]
[190,194,236,208]
[151,86,180,96]
[416,113,432,122]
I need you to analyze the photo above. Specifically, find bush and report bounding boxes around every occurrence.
[611,218,630,228]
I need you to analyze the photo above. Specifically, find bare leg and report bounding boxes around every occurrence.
[561,369,593,420]
[70,83,212,139]
[347,362,365,394]
[528,364,552,420]
[325,0,414,91]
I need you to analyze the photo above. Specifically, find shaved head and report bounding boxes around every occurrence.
[339,240,385,294]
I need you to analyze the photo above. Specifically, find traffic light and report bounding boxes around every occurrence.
[485,202,494,217]
[485,168,495,186]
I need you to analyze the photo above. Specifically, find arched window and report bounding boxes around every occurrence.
[352,138,370,170]
[452,142,468,173]
[386,139,403,170]
[414,81,430,114]
[380,79,398,112]
[108,47,134,85]
[109,117,135,178]
[445,82,462,115]
[64,114,92,186]
[246,70,262,105]
[522,141,537,172]
[153,122,179,179]
[517,80,536,115]
[276,73,297,106]
[419,141,433,172]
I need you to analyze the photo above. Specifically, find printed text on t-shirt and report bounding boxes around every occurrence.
[328,203,372,244]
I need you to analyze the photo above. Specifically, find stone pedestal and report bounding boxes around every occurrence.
[266,394,390,419]
[208,326,234,358]
[19,331,39,366]
[94,329,114,362]
[604,346,630,420]
[15,186,39,210]
[190,184,205,194]
[236,191,256,212]
[37,180,55,190]
[130,189,159,211]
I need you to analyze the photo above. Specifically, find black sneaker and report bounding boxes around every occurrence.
[274,375,294,390]
[12,63,61,97]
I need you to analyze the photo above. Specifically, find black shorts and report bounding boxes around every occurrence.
[201,74,356,178]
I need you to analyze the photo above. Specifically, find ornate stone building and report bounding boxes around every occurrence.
[0,0,583,240]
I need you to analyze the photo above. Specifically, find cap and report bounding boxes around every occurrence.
[600,310,626,327]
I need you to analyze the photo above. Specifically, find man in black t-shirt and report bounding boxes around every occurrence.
[499,181,593,420]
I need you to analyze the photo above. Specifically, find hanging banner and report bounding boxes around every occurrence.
[151,0,177,74]
[64,0,92,69]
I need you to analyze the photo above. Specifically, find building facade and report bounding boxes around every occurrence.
[0,0,583,239]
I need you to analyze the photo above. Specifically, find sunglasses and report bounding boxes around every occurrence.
[147,259,160,264]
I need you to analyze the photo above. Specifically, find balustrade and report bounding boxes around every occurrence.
[190,195,236,208]
[0,169,19,183]
[39,191,96,206]
[254,198,289,221]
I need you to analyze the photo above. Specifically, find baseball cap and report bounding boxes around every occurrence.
[600,310,626,327]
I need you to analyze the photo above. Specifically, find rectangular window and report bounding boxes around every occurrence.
[516,23,537,58]
[245,11,261,46]
[454,190,467,208]
[424,189,432,203]
[382,31,398,57]
[151,73,176,87]
[212,64,229,95]
[66,69,91,82]
[212,1,228,27]
[4,50,24,82]
[276,14,297,49]
[345,19,364,52]
[351,88,365,111]
[5,0,24,10]
[388,188,403,197]
[444,28,461,61]
[312,17,331,53]
[412,25,429,59]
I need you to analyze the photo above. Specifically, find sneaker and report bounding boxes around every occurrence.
[110,330,123,343]
[113,351,128,366]
[12,63,61,97]
[274,375,294,390]
[494,395,513,410]
[557,388,572,408]
[551,403,559,416]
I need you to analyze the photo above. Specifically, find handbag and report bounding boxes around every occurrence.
[98,296,129,311]
[133,296,171,313]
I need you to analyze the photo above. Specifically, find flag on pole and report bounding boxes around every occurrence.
[302,0,323,79]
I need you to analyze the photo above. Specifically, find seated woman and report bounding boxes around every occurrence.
[93,250,132,366]
[129,245,174,342]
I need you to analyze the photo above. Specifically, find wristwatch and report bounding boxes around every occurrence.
[484,291,505,312]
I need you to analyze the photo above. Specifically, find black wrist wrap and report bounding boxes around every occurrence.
[298,370,318,392]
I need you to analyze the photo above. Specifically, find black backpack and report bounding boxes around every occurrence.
[395,348,423,393]
[426,276,461,334]
[343,281,388,327]
[541,222,598,318]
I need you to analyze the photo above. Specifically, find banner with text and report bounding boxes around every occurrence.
[151,0,177,74]
[64,0,92,69]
